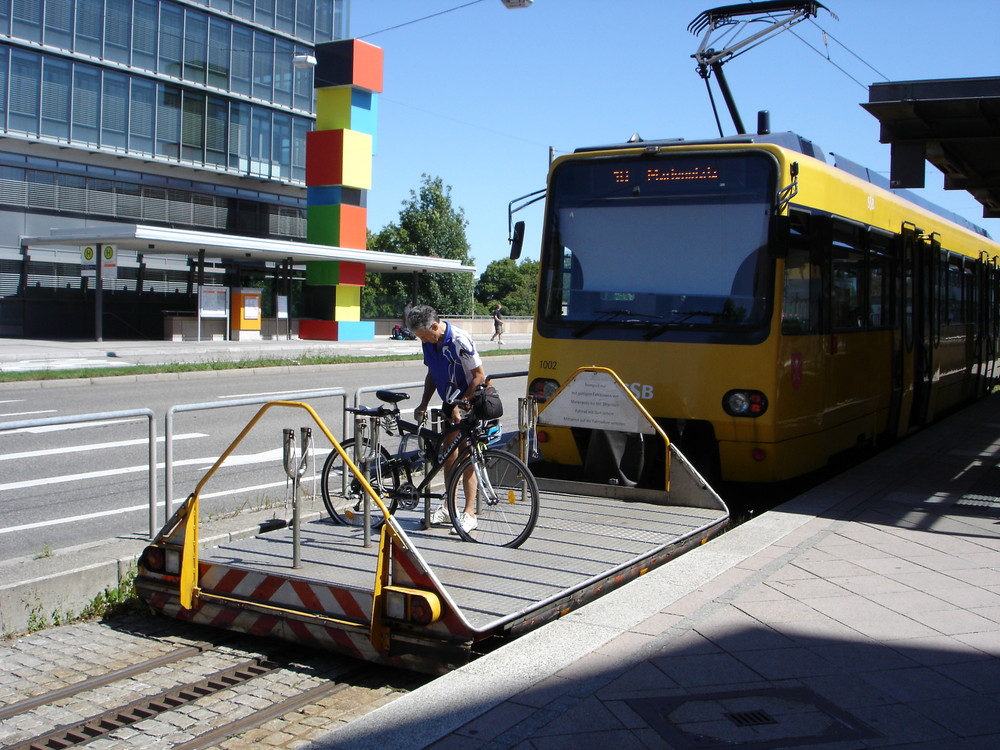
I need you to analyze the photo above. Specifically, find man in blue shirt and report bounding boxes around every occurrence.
[408,304,486,534]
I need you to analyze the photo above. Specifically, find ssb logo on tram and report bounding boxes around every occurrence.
[629,382,654,400]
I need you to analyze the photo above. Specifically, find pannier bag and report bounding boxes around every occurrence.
[472,381,503,420]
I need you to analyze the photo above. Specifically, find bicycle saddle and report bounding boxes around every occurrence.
[375,390,410,403]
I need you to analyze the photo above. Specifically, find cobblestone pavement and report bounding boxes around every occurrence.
[0,615,426,749]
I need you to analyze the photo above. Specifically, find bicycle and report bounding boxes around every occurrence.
[320,389,540,548]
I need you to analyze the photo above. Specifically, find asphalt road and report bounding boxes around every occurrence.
[0,359,528,562]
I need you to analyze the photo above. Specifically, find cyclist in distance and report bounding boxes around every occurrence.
[408,304,486,534]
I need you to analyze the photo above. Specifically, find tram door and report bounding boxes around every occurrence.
[906,225,937,430]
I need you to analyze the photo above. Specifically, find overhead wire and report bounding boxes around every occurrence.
[356,0,489,39]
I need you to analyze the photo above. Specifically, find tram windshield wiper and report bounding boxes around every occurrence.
[643,310,719,340]
[572,309,663,338]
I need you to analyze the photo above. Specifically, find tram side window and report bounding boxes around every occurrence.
[831,252,864,330]
[829,219,866,331]
[781,246,820,334]
[868,229,895,329]
[945,256,964,325]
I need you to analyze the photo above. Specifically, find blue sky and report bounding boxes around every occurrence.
[348,0,1000,274]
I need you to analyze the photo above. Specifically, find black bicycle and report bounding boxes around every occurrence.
[320,389,540,548]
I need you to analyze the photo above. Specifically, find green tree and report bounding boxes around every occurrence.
[362,174,475,317]
[475,257,539,316]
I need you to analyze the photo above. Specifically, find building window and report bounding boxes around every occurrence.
[207,17,230,89]
[231,25,252,96]
[105,0,131,64]
[71,64,101,145]
[102,70,129,150]
[183,8,208,84]
[158,2,183,78]
[44,0,74,50]
[156,84,181,158]
[129,76,156,155]
[75,0,103,58]
[9,50,41,134]
[41,56,71,140]
[133,0,158,71]
[12,0,43,43]
[206,96,228,167]
[181,90,206,162]
[252,29,274,101]
[229,101,250,171]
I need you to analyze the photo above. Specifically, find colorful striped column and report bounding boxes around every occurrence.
[301,39,383,342]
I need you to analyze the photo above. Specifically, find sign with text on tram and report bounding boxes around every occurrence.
[538,369,658,434]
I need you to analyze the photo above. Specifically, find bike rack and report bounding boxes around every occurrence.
[349,370,529,540]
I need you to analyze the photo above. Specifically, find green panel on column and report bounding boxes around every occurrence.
[307,205,343,247]
[306,260,341,286]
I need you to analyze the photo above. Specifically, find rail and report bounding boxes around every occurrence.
[164,388,348,517]
[0,409,158,537]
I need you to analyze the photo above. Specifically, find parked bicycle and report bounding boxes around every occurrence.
[320,389,540,548]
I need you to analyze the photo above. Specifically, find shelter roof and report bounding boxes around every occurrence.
[20,224,476,274]
[862,77,1000,219]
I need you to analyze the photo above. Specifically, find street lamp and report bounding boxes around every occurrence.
[501,1,533,7]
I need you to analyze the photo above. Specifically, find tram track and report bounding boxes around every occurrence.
[1,616,429,749]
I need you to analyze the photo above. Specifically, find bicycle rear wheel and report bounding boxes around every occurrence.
[445,449,539,547]
[320,438,399,528]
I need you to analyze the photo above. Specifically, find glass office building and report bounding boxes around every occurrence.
[0,0,350,337]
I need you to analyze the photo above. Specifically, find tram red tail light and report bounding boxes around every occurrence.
[529,378,559,403]
[722,389,769,417]
[384,586,442,626]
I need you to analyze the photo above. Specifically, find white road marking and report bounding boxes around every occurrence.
[0,418,144,435]
[0,447,288,491]
[0,480,299,535]
[0,433,207,462]
[0,409,57,418]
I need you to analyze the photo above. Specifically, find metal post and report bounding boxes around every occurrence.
[95,243,104,342]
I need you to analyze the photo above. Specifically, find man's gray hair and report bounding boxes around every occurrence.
[407,304,439,331]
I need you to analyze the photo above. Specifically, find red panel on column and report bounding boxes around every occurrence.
[299,320,339,341]
[306,130,345,186]
[338,260,367,286]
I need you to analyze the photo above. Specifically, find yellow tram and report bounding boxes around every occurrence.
[522,133,1000,484]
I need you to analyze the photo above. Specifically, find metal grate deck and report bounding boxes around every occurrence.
[201,485,728,632]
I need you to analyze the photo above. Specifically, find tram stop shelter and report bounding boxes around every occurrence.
[17,224,475,342]
[863,76,1000,219]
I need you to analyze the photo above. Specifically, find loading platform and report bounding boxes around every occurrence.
[139,478,726,673]
[136,369,729,674]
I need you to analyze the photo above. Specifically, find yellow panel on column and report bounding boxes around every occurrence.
[334,285,361,322]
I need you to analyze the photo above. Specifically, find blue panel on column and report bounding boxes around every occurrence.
[336,321,376,341]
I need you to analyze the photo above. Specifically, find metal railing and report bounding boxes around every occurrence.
[0,409,158,537]
[164,388,348,518]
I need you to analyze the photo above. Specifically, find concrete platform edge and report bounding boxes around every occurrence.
[311,484,846,750]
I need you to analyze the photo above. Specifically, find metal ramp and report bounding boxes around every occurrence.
[136,372,729,674]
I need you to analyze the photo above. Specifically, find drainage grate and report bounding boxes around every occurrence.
[725,709,777,728]
[627,687,879,750]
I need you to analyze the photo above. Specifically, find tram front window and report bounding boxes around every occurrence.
[539,152,776,339]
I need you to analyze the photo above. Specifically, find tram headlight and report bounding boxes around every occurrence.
[529,378,559,403]
[722,389,768,417]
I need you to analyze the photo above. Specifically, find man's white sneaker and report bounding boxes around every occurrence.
[457,512,477,534]
[430,504,450,525]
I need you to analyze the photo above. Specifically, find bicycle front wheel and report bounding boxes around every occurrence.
[320,439,399,528]
[445,449,540,547]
